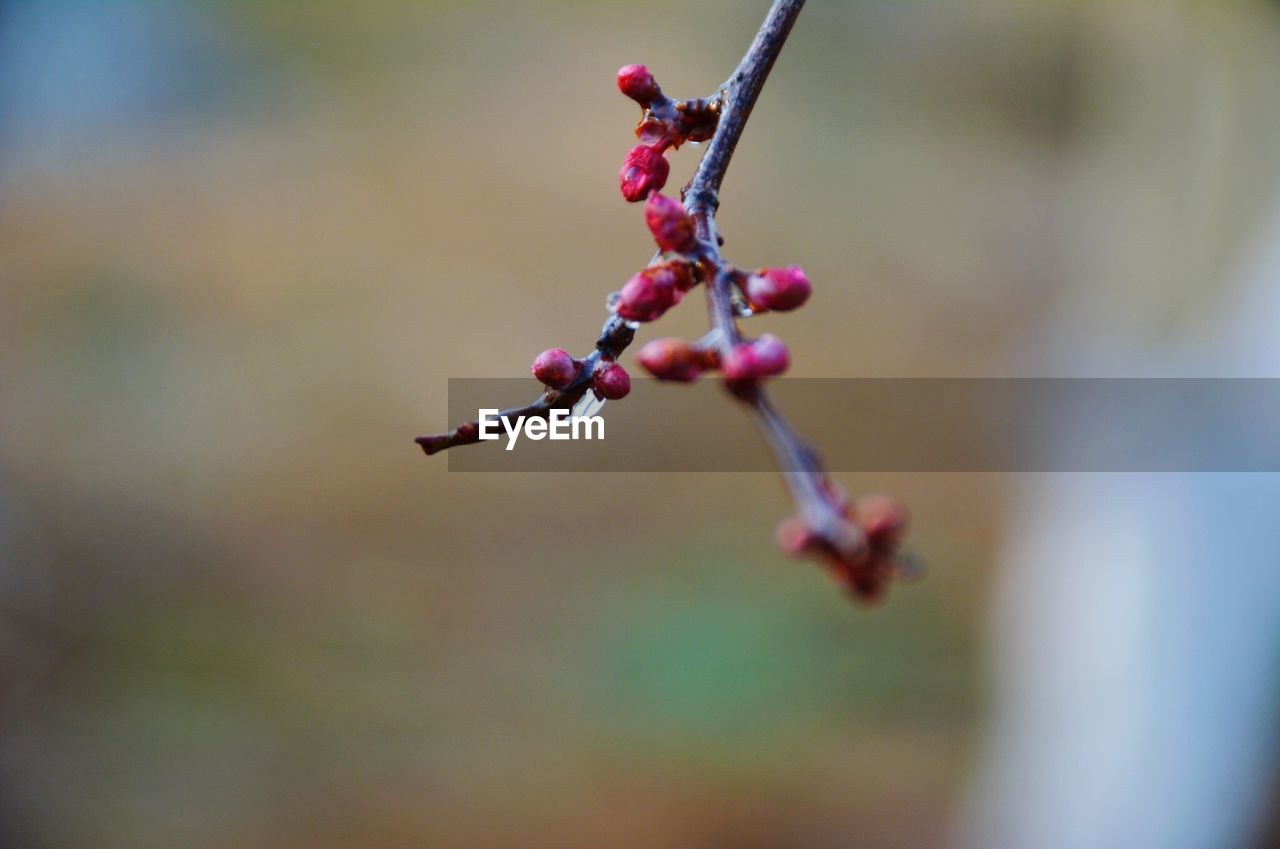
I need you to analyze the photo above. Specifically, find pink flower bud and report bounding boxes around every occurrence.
[775,516,820,558]
[635,337,709,382]
[744,266,812,312]
[751,334,791,374]
[593,361,631,400]
[617,64,660,104]
[644,193,698,254]
[619,144,669,202]
[722,334,790,389]
[616,267,677,322]
[531,348,579,389]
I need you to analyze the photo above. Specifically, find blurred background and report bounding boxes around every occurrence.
[3,1,1280,847]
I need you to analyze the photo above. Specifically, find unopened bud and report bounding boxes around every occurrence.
[617,64,660,104]
[619,144,670,202]
[616,267,678,322]
[751,334,791,374]
[775,516,820,558]
[593,361,631,400]
[722,334,790,386]
[531,348,579,389]
[744,266,812,312]
[635,337,710,382]
[645,193,698,254]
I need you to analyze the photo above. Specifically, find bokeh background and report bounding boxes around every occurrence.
[3,2,1280,847]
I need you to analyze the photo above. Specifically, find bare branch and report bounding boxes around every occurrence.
[686,0,807,217]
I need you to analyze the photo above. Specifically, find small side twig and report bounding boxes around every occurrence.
[415,315,634,455]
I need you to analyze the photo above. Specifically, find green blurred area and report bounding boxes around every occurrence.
[2,1,1279,847]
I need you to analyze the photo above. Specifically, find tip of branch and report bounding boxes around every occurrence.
[415,435,449,456]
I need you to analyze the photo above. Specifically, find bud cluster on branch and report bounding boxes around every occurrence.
[616,63,721,202]
[416,0,915,603]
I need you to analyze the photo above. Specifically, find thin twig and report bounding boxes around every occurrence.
[686,0,807,218]
[415,314,633,454]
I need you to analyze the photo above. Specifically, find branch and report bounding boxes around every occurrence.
[418,1,802,458]
[415,0,913,602]
[686,0,806,219]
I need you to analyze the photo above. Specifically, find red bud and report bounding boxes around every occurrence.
[775,516,819,558]
[644,193,698,254]
[619,144,670,202]
[617,64,660,104]
[751,334,790,374]
[593,362,631,400]
[722,334,790,391]
[616,267,678,322]
[744,266,812,312]
[635,337,708,382]
[531,348,579,389]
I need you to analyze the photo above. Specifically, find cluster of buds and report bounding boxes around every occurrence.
[617,64,721,202]
[614,191,803,396]
[635,332,792,394]
[531,347,630,401]
[615,192,703,322]
[776,492,910,603]
[635,337,719,383]
[446,60,911,604]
